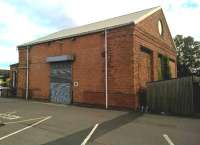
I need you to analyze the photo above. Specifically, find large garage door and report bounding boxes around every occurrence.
[50,62,72,104]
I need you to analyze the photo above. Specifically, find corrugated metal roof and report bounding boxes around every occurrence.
[18,6,161,47]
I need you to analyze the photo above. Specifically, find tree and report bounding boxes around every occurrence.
[174,35,200,77]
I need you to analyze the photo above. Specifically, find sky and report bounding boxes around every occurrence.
[0,0,200,69]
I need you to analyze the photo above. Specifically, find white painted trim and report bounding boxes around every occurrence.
[163,134,175,145]
[0,116,51,141]
[81,123,99,145]
[134,6,161,24]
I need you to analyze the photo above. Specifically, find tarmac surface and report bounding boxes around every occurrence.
[0,97,200,145]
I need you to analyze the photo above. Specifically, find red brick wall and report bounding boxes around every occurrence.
[26,32,105,101]
[106,25,135,108]
[17,49,27,98]
[136,9,175,50]
[80,25,135,108]
[139,49,153,87]
[132,9,177,108]
[72,25,135,108]
[17,25,135,108]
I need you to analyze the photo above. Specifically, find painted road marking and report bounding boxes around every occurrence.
[4,116,49,125]
[163,134,175,145]
[0,111,20,120]
[0,116,52,141]
[0,114,20,120]
[0,111,16,115]
[81,123,99,145]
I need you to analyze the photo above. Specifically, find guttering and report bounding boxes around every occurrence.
[25,46,30,101]
[104,29,108,109]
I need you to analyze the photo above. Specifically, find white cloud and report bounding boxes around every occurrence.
[0,0,68,69]
[63,0,163,25]
[0,1,56,44]
[162,0,200,40]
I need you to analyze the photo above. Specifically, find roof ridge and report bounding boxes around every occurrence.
[74,6,161,28]
[43,6,161,35]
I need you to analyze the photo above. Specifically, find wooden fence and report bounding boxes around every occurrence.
[146,76,200,115]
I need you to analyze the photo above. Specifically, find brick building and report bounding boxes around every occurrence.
[15,6,177,109]
[10,63,18,89]
[0,69,9,86]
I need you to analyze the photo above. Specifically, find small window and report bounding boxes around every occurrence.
[158,20,163,36]
[12,71,17,88]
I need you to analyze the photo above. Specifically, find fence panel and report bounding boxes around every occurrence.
[193,76,200,113]
[147,76,200,115]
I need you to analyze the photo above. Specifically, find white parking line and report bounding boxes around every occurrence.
[0,116,52,141]
[0,111,16,115]
[163,134,175,145]
[81,124,99,145]
[4,116,49,125]
[0,114,21,120]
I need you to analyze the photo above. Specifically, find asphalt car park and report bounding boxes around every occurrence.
[0,97,200,145]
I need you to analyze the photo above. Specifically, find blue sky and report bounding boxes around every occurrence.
[0,0,200,69]
[182,0,199,8]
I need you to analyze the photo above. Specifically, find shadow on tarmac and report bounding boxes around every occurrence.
[42,112,143,145]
